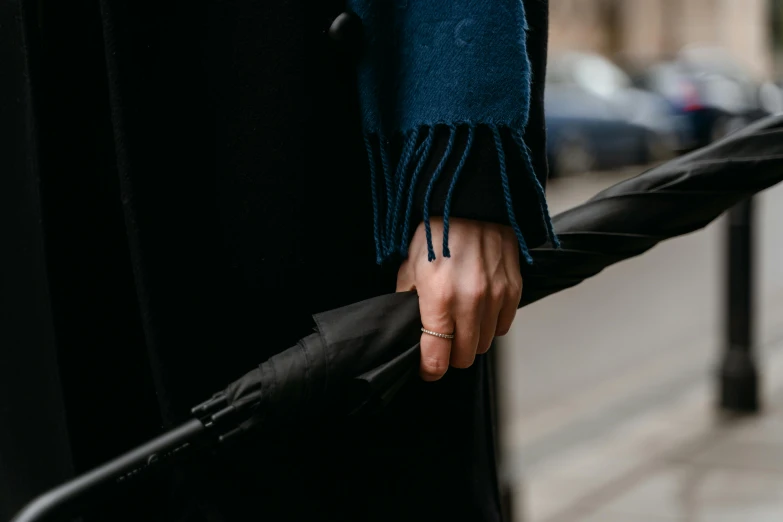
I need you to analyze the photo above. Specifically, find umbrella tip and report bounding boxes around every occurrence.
[191,392,228,417]
[218,425,244,444]
[210,404,237,425]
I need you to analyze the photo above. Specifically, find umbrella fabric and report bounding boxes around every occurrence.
[211,291,422,436]
[522,114,783,305]
[12,114,783,522]
[220,115,783,423]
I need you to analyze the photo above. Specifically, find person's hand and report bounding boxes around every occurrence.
[396,217,523,381]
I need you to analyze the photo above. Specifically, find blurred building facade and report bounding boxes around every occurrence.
[549,0,782,79]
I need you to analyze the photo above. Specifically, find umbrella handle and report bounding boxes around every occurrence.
[9,419,205,522]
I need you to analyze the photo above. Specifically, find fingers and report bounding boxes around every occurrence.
[496,272,523,337]
[477,284,504,354]
[419,272,516,378]
[450,285,483,368]
[419,290,455,381]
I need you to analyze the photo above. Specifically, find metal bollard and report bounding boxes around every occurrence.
[719,197,760,413]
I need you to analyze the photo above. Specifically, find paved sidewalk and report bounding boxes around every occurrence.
[512,337,783,522]
[501,172,783,522]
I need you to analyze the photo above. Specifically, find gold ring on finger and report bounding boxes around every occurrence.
[421,327,455,340]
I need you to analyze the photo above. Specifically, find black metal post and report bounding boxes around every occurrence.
[720,197,760,413]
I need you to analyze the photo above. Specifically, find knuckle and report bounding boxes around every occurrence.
[426,276,456,304]
[491,282,506,302]
[464,279,488,302]
[507,285,522,306]
[510,275,523,297]
[434,285,456,304]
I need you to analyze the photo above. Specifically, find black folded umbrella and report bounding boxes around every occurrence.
[11,114,783,522]
[522,113,783,305]
[10,291,425,522]
[194,290,424,435]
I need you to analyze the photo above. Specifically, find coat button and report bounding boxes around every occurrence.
[327,11,362,45]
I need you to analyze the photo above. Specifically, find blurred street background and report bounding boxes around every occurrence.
[500,0,783,520]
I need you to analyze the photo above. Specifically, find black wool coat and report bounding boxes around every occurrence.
[3,1,551,521]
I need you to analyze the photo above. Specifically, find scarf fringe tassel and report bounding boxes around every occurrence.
[365,123,559,265]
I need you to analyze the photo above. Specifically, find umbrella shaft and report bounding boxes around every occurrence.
[10,419,206,522]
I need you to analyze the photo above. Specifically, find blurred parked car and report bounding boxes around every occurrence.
[633,46,779,149]
[545,52,685,177]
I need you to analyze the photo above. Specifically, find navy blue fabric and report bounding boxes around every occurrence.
[349,0,557,264]
[350,0,533,132]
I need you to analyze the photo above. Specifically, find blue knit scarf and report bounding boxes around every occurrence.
[348,0,558,264]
